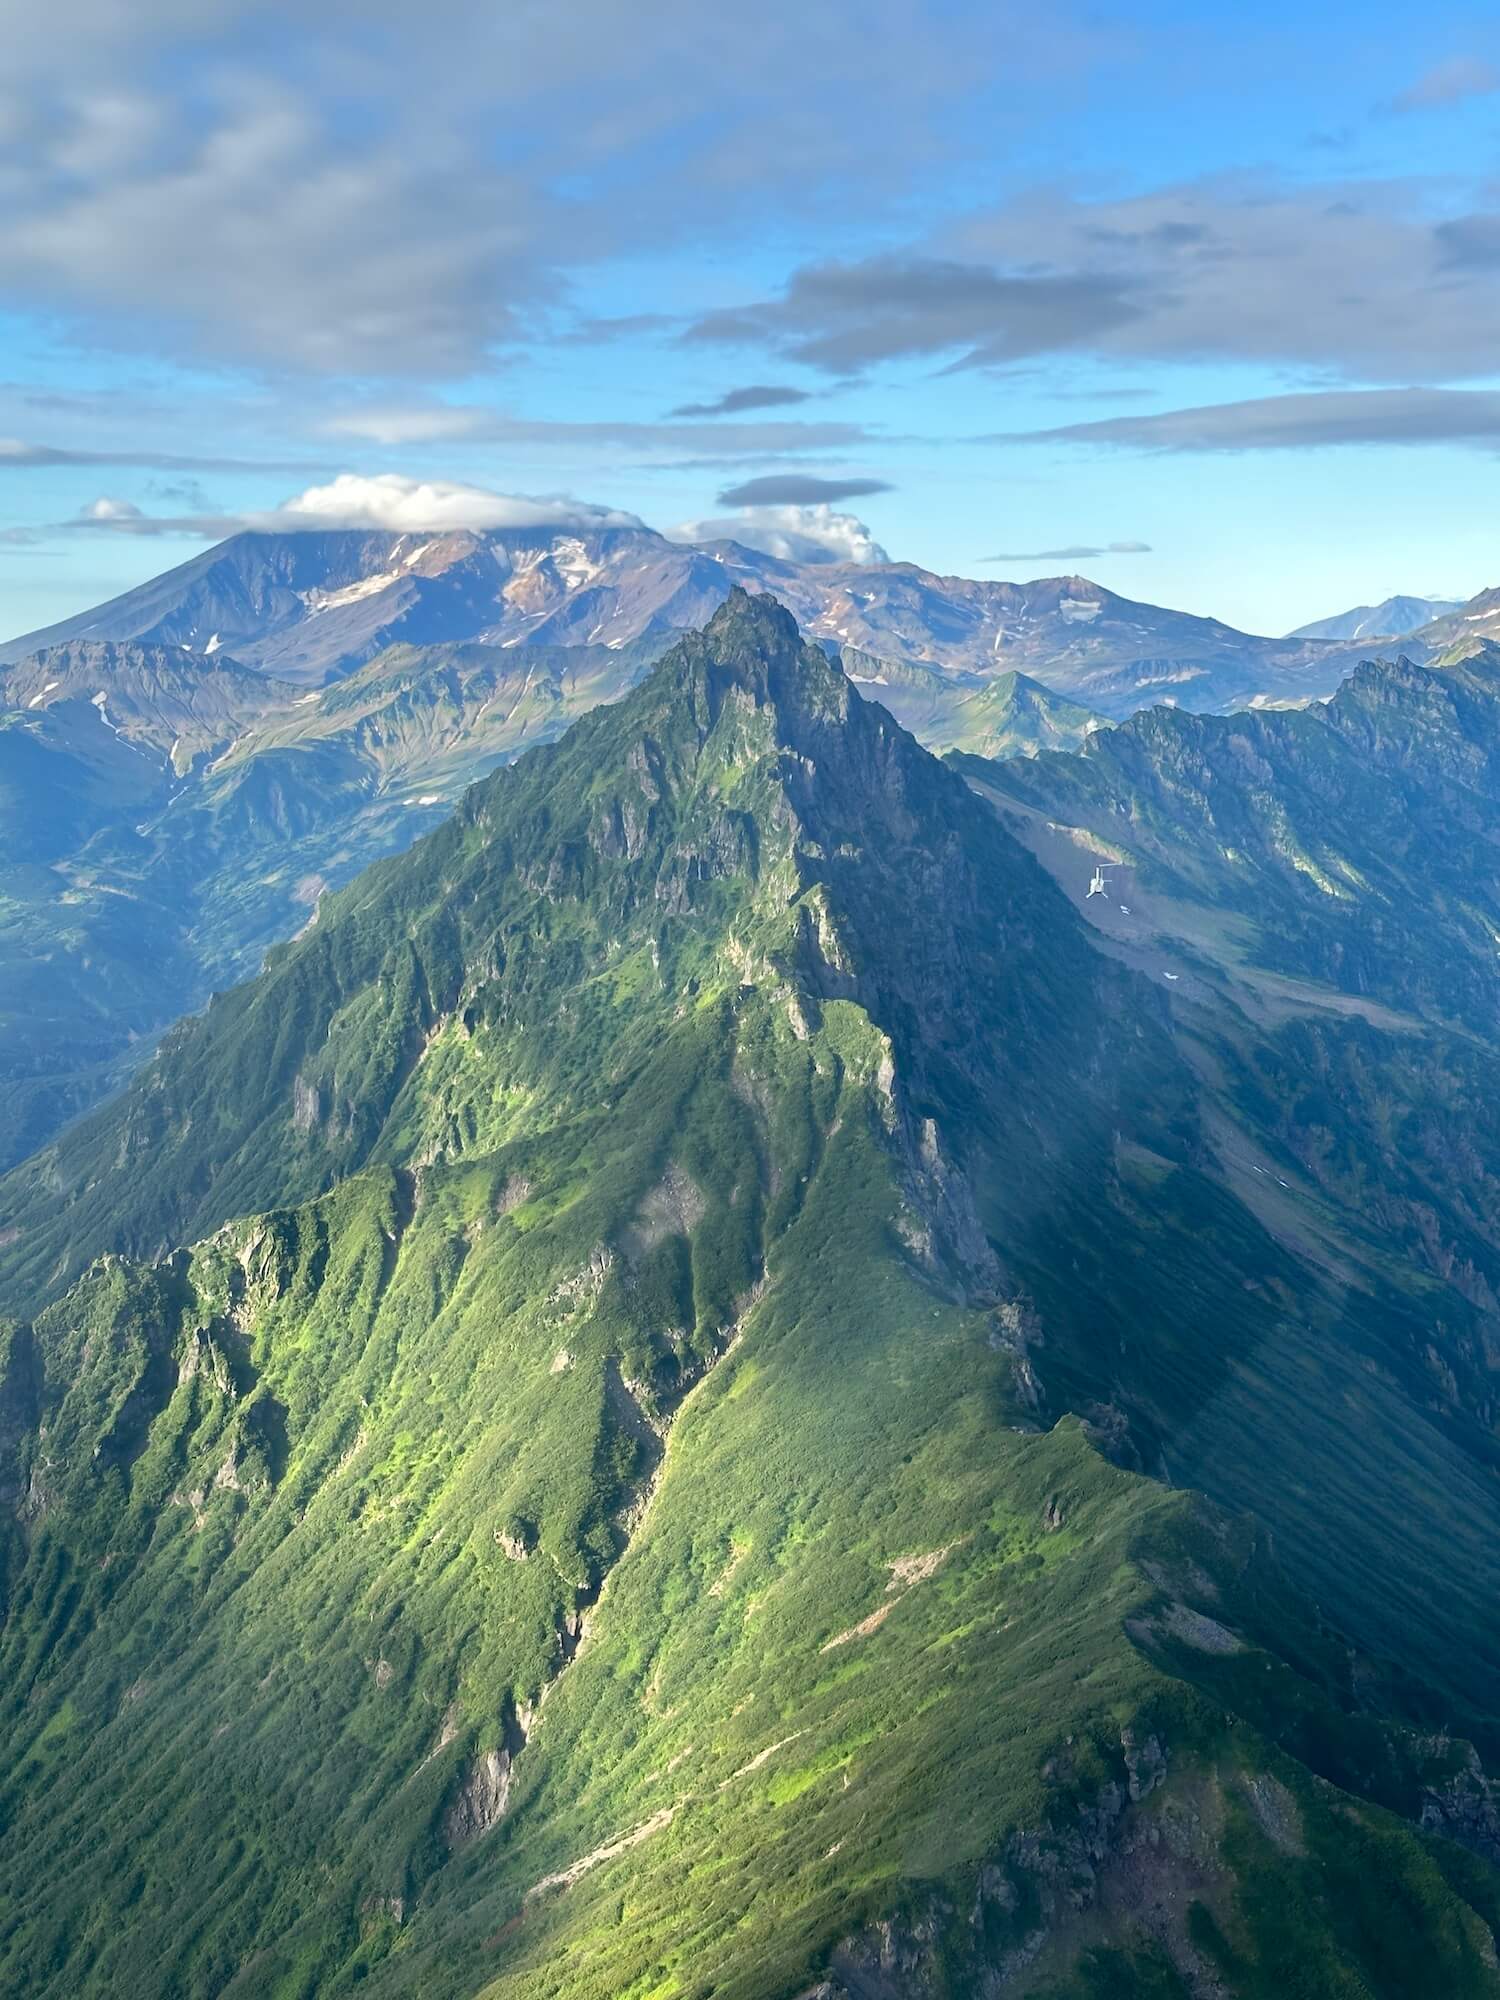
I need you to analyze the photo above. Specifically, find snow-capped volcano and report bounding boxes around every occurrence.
[2,523,1374,714]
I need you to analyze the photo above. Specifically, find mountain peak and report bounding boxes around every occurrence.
[702,582,801,653]
[9,585,1500,2000]
[0,589,1088,1304]
[665,584,852,732]
[706,581,792,634]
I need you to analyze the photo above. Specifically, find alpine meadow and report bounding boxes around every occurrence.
[4,6,1500,1999]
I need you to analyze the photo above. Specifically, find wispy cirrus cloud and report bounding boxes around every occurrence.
[987,387,1500,453]
[316,403,874,458]
[715,473,893,506]
[1391,55,1500,112]
[0,437,320,473]
[981,540,1151,560]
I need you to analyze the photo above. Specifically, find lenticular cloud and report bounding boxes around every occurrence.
[265,473,644,536]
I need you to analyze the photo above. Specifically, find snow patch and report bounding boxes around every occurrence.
[300,572,401,615]
[90,690,139,749]
[204,632,222,655]
[1058,597,1104,624]
[551,535,604,589]
[26,679,60,708]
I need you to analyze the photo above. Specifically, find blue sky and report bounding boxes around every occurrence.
[5,0,1500,637]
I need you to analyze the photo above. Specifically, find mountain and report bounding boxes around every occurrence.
[0,560,1124,1174]
[1288,593,1462,642]
[0,638,289,850]
[0,602,1096,1174]
[0,634,665,1168]
[957,643,1500,1035]
[790,568,1363,716]
[0,641,296,1159]
[0,526,730,686]
[1,527,1366,717]
[837,646,1106,755]
[0,620,1090,1171]
[3,593,1500,2000]
[954,639,1500,1664]
[1406,586,1500,657]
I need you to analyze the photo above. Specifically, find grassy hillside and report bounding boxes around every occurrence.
[1,597,1498,1997]
[0,626,1094,1170]
[836,647,1105,757]
[0,637,664,1167]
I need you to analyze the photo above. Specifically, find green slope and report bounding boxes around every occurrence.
[0,641,293,1162]
[837,646,1105,758]
[955,648,1500,1704]
[0,627,1091,1172]
[0,636,664,1168]
[1,596,1498,1998]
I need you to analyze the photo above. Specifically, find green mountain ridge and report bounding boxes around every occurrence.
[955,642,1500,1698]
[836,647,1105,758]
[1,594,1499,1998]
[0,634,667,1169]
[0,626,1094,1173]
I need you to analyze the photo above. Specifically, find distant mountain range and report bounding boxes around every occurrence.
[1288,592,1463,642]
[0,633,661,1166]
[2,524,1378,718]
[0,619,1104,1168]
[1405,586,1500,656]
[7,531,1500,1170]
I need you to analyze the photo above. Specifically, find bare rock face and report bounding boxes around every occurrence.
[0,1322,40,1507]
[1421,1748,1500,1865]
[291,1076,324,1135]
[442,1748,513,1849]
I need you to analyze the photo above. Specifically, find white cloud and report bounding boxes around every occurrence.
[672,503,888,565]
[701,174,1500,385]
[39,471,645,540]
[316,402,877,456]
[80,495,144,521]
[261,472,643,535]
